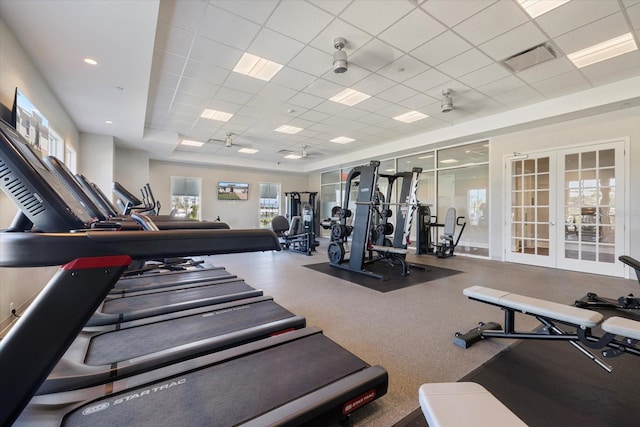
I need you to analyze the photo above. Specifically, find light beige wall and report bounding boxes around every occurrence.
[150,160,312,228]
[0,18,77,332]
[114,147,150,203]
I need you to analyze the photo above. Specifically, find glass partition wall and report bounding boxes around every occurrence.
[320,141,489,257]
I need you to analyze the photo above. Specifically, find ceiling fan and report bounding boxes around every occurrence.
[207,132,236,147]
[279,145,322,160]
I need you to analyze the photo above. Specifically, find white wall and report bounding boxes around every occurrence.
[114,147,150,197]
[79,132,115,198]
[0,18,78,331]
[150,160,311,228]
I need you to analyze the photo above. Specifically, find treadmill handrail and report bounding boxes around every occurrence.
[0,228,281,267]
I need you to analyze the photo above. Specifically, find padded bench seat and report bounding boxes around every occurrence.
[370,244,407,255]
[464,286,603,328]
[602,316,640,340]
[419,382,526,427]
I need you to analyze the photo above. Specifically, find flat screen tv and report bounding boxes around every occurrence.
[218,182,249,201]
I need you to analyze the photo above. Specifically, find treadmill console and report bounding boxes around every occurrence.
[0,119,95,231]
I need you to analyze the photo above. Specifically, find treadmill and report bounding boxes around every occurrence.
[0,118,388,426]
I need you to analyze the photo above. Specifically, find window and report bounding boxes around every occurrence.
[171,177,201,219]
[259,183,280,228]
[64,146,77,174]
[48,127,64,160]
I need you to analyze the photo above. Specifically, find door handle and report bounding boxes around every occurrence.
[550,221,556,226]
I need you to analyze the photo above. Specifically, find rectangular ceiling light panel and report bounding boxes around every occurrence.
[201,109,234,121]
[233,53,283,81]
[567,33,638,68]
[181,139,204,147]
[238,148,258,154]
[329,88,371,106]
[274,125,303,134]
[393,110,428,123]
[330,136,355,144]
[518,0,570,18]
[284,153,302,159]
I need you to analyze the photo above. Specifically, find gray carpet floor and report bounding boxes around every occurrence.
[205,241,638,426]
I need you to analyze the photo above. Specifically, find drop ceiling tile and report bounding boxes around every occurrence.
[304,78,345,99]
[377,84,419,103]
[215,86,254,105]
[266,1,334,44]
[159,0,207,28]
[199,5,260,50]
[253,84,297,108]
[420,0,496,28]
[177,76,219,97]
[247,28,305,65]
[516,57,575,84]
[588,64,640,87]
[189,35,243,71]
[237,105,269,120]
[479,22,548,61]
[465,98,509,117]
[155,22,194,55]
[349,38,404,72]
[153,50,186,75]
[353,73,397,96]
[182,60,230,86]
[397,92,438,110]
[530,71,591,98]
[308,122,336,134]
[628,3,640,29]
[338,107,371,121]
[403,68,451,92]
[155,71,180,90]
[378,9,446,53]
[410,31,472,67]
[210,0,278,25]
[376,54,430,82]
[476,75,526,97]
[222,72,268,94]
[339,0,414,36]
[289,46,333,75]
[312,0,351,15]
[298,110,331,123]
[437,49,493,78]
[312,100,351,115]
[453,1,528,46]
[170,101,205,117]
[288,92,325,109]
[535,0,621,38]
[270,67,317,91]
[458,63,512,88]
[355,96,393,113]
[554,13,630,55]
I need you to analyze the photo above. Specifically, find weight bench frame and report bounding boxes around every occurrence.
[455,286,640,372]
[575,255,640,309]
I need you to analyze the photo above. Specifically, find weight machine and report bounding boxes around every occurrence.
[271,191,319,255]
[327,161,423,279]
[416,205,466,258]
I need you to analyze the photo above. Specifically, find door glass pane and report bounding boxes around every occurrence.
[565,154,579,170]
[599,149,614,167]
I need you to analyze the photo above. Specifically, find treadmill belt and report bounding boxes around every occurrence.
[101,280,254,313]
[114,268,232,291]
[65,334,369,426]
[85,301,294,365]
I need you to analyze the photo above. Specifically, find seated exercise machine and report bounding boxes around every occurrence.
[327,160,424,279]
[455,285,640,372]
[271,214,315,256]
[0,118,388,426]
[415,206,466,258]
[113,181,160,216]
[575,255,640,309]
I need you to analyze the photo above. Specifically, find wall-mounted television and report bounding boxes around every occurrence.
[218,182,249,201]
[11,88,50,157]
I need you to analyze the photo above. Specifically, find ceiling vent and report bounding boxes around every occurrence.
[502,43,556,72]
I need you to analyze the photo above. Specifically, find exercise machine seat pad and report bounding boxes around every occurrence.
[463,286,603,327]
[419,382,527,427]
[602,316,640,340]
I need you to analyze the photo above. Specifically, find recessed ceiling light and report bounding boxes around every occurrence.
[440,158,459,164]
[104,120,112,124]
[274,125,303,134]
[233,53,283,81]
[567,33,638,68]
[393,111,429,123]
[84,58,98,65]
[238,148,258,154]
[329,88,371,106]
[181,139,204,147]
[330,136,355,144]
[517,0,569,18]
[201,109,234,122]
[284,153,302,159]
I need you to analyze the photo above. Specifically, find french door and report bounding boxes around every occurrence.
[506,140,626,277]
